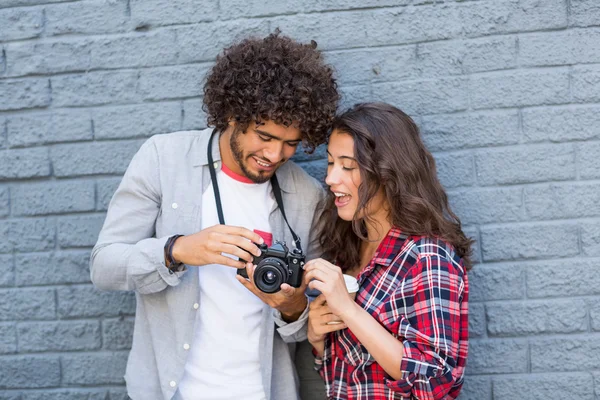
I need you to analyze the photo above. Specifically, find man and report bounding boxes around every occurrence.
[90,32,339,400]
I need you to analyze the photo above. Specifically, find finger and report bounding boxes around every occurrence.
[313,294,327,306]
[216,234,262,258]
[308,280,325,293]
[322,322,347,332]
[219,225,265,245]
[304,269,331,285]
[213,254,247,269]
[279,283,296,297]
[214,243,255,263]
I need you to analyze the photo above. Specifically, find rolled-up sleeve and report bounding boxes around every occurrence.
[90,136,187,294]
[376,255,465,399]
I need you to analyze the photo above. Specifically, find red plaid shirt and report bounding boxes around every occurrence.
[316,227,469,399]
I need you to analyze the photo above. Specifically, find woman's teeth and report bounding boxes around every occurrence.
[334,192,350,198]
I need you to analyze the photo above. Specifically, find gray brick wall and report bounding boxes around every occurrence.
[0,0,599,399]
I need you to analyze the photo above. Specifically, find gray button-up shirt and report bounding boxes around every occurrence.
[90,128,324,400]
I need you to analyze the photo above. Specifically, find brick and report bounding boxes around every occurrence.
[0,7,43,41]
[139,64,211,101]
[96,178,121,211]
[469,302,485,338]
[18,321,101,352]
[468,339,528,374]
[422,110,520,151]
[571,0,600,27]
[270,6,460,51]
[591,300,600,331]
[338,85,373,110]
[524,183,600,220]
[0,0,73,6]
[524,105,600,143]
[418,35,517,76]
[45,0,130,35]
[5,40,91,77]
[7,110,92,148]
[448,187,523,225]
[577,141,600,180]
[458,376,491,400]
[527,259,600,298]
[432,152,475,189]
[471,69,569,109]
[102,317,134,350]
[58,215,105,248]
[0,186,8,217]
[463,226,481,264]
[0,288,55,321]
[108,388,129,400]
[520,29,600,67]
[298,159,327,185]
[93,102,181,140]
[0,147,50,180]
[61,352,128,385]
[221,0,405,19]
[480,222,579,262]
[487,299,587,336]
[0,255,14,287]
[581,221,600,257]
[89,30,178,70]
[572,65,600,103]
[531,336,600,372]
[292,143,327,164]
[51,71,139,107]
[372,77,468,115]
[459,0,567,37]
[0,323,16,354]
[8,218,56,253]
[493,373,594,400]
[16,251,91,286]
[22,391,110,400]
[0,355,60,389]
[0,78,50,111]
[182,99,207,131]
[475,144,575,186]
[51,140,143,177]
[325,46,419,87]
[57,286,135,318]
[177,20,272,64]
[469,263,524,302]
[11,180,95,216]
[130,0,218,27]
[0,223,8,253]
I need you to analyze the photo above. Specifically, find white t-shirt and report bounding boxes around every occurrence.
[177,163,275,400]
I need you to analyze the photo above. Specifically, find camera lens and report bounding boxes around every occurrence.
[254,257,287,294]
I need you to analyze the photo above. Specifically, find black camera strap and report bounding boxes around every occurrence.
[207,128,303,252]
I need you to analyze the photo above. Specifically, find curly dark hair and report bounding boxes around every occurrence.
[316,103,474,271]
[203,30,340,152]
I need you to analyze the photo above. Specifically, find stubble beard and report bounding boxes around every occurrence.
[230,131,273,184]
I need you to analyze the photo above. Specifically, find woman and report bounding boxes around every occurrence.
[304,103,471,400]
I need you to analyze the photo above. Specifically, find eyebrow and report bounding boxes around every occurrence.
[255,129,301,143]
[327,150,356,161]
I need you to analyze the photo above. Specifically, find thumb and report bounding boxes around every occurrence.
[279,283,296,297]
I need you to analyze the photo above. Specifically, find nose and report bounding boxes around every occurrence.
[325,164,340,186]
[263,142,285,164]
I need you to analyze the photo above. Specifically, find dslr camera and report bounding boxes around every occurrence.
[238,241,305,294]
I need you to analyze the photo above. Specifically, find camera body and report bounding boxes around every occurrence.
[238,241,305,294]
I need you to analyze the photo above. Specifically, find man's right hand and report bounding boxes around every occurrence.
[170,225,264,269]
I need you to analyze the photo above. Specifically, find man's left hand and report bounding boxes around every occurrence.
[236,263,308,322]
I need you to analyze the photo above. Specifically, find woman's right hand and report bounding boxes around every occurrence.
[308,294,348,356]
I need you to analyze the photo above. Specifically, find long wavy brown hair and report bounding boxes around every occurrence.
[316,103,473,271]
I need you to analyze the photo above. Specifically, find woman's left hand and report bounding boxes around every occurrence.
[303,258,356,318]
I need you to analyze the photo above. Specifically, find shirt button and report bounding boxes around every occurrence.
[213,161,219,169]
[183,343,190,350]
[172,203,178,209]
[169,381,176,388]
[193,303,199,309]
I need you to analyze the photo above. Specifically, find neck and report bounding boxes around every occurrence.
[218,126,245,177]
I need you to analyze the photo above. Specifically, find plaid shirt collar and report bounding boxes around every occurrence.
[357,227,407,283]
